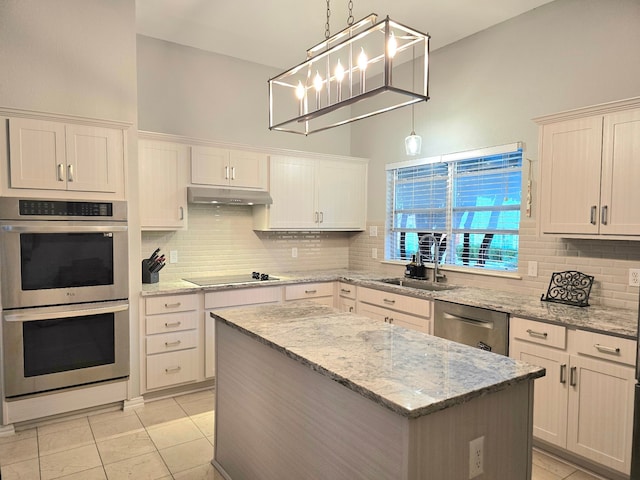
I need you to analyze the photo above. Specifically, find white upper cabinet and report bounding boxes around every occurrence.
[139,138,189,230]
[537,98,640,238]
[253,155,367,231]
[191,145,267,190]
[8,117,123,194]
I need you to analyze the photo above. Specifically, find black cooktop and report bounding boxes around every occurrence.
[183,274,279,287]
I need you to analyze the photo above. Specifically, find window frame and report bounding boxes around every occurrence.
[385,142,523,273]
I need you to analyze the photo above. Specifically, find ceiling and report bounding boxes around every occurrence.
[135,0,556,70]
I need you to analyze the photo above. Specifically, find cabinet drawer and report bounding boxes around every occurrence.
[145,293,199,315]
[572,330,637,366]
[205,286,281,309]
[146,310,199,335]
[338,282,356,300]
[357,287,430,318]
[511,317,566,349]
[285,282,334,300]
[146,330,198,355]
[146,349,198,390]
[358,302,430,333]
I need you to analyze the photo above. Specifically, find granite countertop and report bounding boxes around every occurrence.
[142,269,638,339]
[212,301,545,419]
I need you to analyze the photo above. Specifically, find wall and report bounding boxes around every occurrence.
[137,35,359,276]
[141,205,353,282]
[136,36,352,156]
[349,0,640,310]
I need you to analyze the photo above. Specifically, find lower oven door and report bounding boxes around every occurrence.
[3,300,129,398]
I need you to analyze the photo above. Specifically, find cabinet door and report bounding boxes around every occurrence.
[8,117,67,190]
[317,160,366,230]
[139,139,188,230]
[338,297,356,313]
[65,124,122,193]
[228,150,268,190]
[567,355,635,474]
[540,117,603,234]
[509,339,569,448]
[191,145,230,185]
[599,108,640,235]
[266,156,317,229]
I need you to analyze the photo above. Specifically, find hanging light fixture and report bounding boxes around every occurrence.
[405,46,422,156]
[268,2,430,135]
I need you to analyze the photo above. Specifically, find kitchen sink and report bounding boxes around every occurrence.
[377,278,458,291]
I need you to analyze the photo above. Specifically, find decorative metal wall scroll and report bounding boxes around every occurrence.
[541,270,594,307]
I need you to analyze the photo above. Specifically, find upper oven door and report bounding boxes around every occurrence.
[0,221,128,309]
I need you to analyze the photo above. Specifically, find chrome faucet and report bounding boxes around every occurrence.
[418,234,445,283]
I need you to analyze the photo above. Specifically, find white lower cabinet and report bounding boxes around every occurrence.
[509,317,636,475]
[205,286,282,378]
[143,293,202,392]
[356,287,432,334]
[337,282,356,313]
[284,282,335,307]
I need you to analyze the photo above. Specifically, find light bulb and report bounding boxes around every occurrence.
[313,71,323,92]
[388,32,397,58]
[295,81,305,100]
[357,48,368,72]
[335,60,345,83]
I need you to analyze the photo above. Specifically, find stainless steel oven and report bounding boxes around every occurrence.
[0,198,130,398]
[0,198,128,309]
[3,300,129,398]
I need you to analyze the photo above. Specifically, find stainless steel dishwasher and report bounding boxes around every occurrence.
[433,300,509,355]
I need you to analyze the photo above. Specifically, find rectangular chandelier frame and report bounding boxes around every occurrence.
[268,14,430,135]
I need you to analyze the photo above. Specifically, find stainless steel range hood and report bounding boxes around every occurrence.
[187,186,272,206]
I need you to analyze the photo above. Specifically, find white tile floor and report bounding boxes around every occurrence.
[0,388,610,479]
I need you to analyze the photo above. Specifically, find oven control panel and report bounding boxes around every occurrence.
[19,200,112,217]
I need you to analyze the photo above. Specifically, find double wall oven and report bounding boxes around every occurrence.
[0,198,129,398]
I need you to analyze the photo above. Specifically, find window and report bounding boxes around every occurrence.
[386,143,522,272]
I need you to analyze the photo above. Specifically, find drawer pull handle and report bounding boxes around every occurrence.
[165,366,182,374]
[594,343,620,355]
[348,306,353,312]
[57,163,65,181]
[383,298,396,305]
[601,205,608,225]
[305,290,317,294]
[560,364,567,384]
[570,366,577,387]
[164,321,182,328]
[388,317,394,324]
[165,340,182,347]
[164,302,182,309]
[67,164,74,182]
[340,288,351,294]
[526,329,548,339]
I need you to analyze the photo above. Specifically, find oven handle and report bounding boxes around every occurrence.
[1,225,128,233]
[4,301,129,322]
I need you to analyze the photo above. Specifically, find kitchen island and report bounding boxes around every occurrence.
[211,302,545,480]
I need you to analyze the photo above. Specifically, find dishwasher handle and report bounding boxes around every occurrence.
[442,312,495,329]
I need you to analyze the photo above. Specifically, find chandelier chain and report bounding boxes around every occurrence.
[325,0,331,39]
[347,0,354,25]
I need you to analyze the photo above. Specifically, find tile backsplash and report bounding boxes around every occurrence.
[349,220,640,311]
[141,204,353,282]
[142,206,640,310]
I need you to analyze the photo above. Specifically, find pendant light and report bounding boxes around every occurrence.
[405,46,422,156]
[268,1,430,136]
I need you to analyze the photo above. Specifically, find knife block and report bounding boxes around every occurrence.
[142,260,159,284]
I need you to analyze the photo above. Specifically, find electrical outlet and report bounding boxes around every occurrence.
[292,247,298,258]
[369,226,378,237]
[372,248,378,259]
[629,268,640,286]
[169,250,178,264]
[469,436,484,479]
[528,260,538,277]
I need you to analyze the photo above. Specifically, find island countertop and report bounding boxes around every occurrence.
[211,301,545,419]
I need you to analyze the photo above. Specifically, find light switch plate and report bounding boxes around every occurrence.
[527,261,538,277]
[169,250,178,264]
